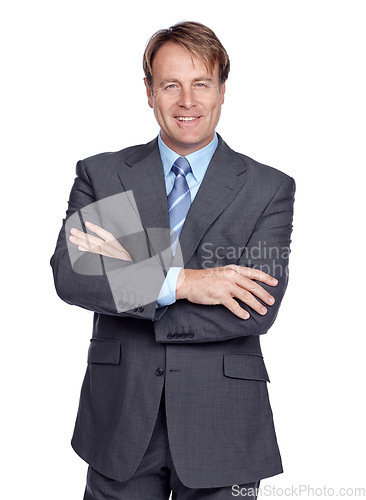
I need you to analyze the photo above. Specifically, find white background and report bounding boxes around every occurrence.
[2,1,365,498]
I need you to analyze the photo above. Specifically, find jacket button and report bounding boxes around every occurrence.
[188,332,194,338]
[181,332,187,339]
[167,333,174,340]
[132,308,138,312]
[174,332,181,339]
[137,306,144,312]
[156,368,165,376]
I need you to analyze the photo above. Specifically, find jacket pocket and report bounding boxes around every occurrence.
[87,338,121,365]
[223,353,270,382]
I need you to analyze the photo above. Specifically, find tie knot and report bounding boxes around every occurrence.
[172,157,191,178]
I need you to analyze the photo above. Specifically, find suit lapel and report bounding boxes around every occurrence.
[174,136,248,265]
[116,135,247,265]
[117,138,171,257]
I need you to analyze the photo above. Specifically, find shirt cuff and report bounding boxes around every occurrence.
[156,267,182,308]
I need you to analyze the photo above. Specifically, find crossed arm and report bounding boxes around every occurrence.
[68,220,279,321]
[52,159,294,331]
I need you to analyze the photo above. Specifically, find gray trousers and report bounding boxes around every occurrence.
[83,385,260,499]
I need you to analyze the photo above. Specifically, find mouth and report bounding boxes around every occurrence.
[175,116,201,123]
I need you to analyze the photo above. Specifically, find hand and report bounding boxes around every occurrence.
[69,221,133,261]
[176,265,278,320]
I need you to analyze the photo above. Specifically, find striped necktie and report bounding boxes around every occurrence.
[168,157,192,254]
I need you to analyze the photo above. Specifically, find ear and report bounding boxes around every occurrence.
[220,82,226,105]
[144,78,153,109]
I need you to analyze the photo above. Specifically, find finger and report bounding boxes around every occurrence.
[221,297,250,320]
[84,221,115,241]
[70,236,111,257]
[70,230,132,260]
[85,221,132,257]
[231,284,268,316]
[76,242,131,261]
[234,274,275,306]
[230,265,278,286]
[69,230,115,256]
[70,228,105,250]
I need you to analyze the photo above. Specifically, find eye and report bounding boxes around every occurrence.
[166,84,178,89]
[195,83,207,88]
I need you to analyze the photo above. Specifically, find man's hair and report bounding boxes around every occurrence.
[143,21,230,88]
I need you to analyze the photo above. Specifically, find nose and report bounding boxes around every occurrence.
[178,86,195,109]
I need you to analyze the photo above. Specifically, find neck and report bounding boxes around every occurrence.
[160,133,216,156]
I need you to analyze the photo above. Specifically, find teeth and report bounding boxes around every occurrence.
[176,116,198,122]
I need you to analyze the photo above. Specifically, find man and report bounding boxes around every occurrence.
[51,21,295,500]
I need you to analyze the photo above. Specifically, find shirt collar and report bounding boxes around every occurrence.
[158,132,218,183]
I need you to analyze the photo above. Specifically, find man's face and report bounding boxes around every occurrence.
[145,42,225,156]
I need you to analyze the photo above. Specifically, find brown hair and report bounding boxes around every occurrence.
[143,21,230,88]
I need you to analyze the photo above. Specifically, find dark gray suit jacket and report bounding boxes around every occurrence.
[50,135,295,488]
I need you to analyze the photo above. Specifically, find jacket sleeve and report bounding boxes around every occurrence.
[153,175,296,343]
[50,160,164,320]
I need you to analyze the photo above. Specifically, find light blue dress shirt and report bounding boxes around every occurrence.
[156,132,219,308]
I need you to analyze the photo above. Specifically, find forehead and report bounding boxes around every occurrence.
[151,42,217,79]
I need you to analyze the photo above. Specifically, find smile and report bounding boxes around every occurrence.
[175,116,201,122]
